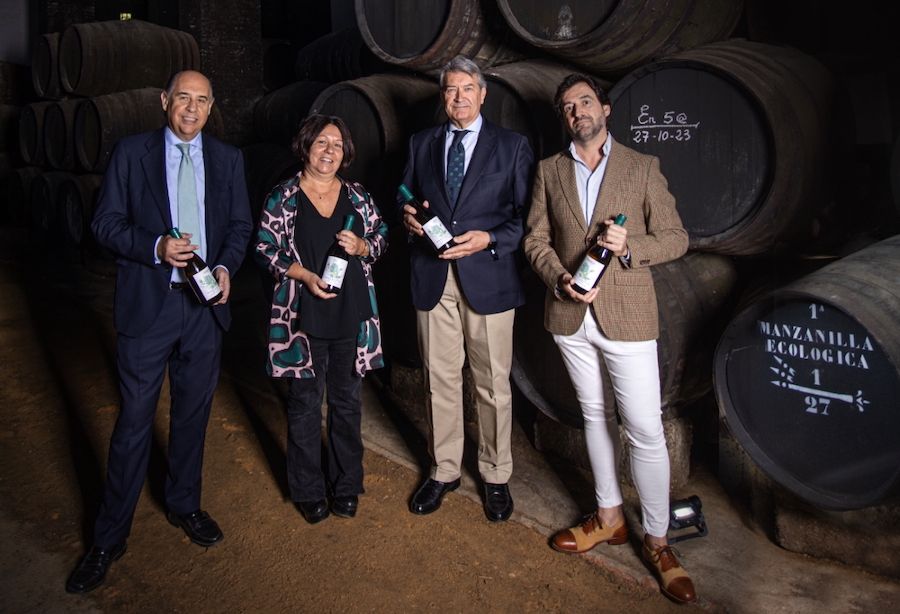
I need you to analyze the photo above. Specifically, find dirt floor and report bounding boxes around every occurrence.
[0,236,684,613]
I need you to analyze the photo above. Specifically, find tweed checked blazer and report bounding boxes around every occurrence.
[523,139,688,340]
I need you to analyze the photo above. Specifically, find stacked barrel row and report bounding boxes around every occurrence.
[249,0,900,516]
[0,61,32,225]
[6,19,203,263]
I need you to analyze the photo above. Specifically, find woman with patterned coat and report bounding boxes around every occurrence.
[255,114,388,524]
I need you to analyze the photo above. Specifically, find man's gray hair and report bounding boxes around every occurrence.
[439,56,486,89]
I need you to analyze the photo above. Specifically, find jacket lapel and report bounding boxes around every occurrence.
[453,120,497,217]
[141,129,171,229]
[428,125,455,217]
[590,143,625,233]
[555,152,586,234]
[202,136,224,242]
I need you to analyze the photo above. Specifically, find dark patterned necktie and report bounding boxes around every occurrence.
[446,129,469,206]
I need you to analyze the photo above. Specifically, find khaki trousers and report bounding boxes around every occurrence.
[416,265,515,484]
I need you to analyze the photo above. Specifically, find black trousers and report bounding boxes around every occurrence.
[286,335,364,502]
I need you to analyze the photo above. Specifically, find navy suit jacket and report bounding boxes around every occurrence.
[401,119,534,314]
[91,128,252,337]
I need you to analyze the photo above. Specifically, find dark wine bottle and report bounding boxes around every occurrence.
[398,183,454,253]
[320,214,357,294]
[169,227,223,305]
[571,213,627,295]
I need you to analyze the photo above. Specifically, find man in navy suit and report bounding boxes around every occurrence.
[66,70,252,593]
[400,56,534,522]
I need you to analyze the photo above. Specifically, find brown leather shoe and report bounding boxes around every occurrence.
[550,513,628,553]
[642,541,697,604]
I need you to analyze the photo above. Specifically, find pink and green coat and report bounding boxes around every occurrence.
[255,172,388,378]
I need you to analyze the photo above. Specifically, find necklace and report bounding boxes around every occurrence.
[301,177,337,201]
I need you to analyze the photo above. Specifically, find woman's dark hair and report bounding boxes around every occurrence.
[553,74,611,115]
[291,113,355,169]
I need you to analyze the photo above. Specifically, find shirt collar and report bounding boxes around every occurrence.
[446,114,483,138]
[165,126,203,150]
[568,132,613,165]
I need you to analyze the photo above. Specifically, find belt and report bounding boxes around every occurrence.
[169,282,188,290]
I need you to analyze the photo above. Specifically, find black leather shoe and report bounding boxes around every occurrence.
[297,499,330,524]
[65,543,127,593]
[167,509,224,547]
[409,477,460,515]
[483,482,513,522]
[331,495,358,518]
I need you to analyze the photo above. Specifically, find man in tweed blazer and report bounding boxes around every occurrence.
[523,74,695,604]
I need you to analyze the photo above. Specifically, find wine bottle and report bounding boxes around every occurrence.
[320,214,357,294]
[571,213,627,295]
[168,227,223,306]
[398,183,454,253]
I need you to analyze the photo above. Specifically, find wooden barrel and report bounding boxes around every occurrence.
[241,142,302,223]
[18,101,54,166]
[252,81,331,149]
[43,98,81,171]
[262,40,298,92]
[310,73,439,194]
[496,0,742,77]
[482,59,599,159]
[608,40,834,255]
[513,251,738,427]
[59,173,103,247]
[294,27,390,84]
[59,20,200,97]
[31,32,63,100]
[73,88,224,173]
[355,0,522,74]
[715,235,900,510]
[73,88,164,173]
[2,166,41,226]
[0,105,18,153]
[29,171,72,242]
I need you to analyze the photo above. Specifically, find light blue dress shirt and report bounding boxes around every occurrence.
[569,132,613,225]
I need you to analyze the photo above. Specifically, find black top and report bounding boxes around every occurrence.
[294,188,372,339]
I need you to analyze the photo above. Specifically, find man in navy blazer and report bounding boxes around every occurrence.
[66,70,252,594]
[400,56,534,522]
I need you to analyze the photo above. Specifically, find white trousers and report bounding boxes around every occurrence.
[553,312,670,537]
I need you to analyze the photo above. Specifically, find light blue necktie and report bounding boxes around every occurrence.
[446,129,469,206]
[176,142,202,259]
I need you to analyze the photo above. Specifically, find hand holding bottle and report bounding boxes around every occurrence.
[598,216,628,256]
[398,184,455,254]
[289,264,337,300]
[158,231,199,268]
[570,214,627,295]
[166,228,223,306]
[335,229,368,257]
[212,267,230,305]
[440,230,491,260]
[557,272,599,303]
[401,200,426,236]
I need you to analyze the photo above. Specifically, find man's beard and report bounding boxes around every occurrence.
[573,117,602,142]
